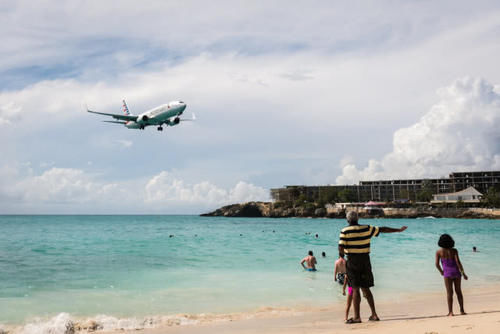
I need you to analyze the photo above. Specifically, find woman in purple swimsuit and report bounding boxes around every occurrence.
[435,234,468,316]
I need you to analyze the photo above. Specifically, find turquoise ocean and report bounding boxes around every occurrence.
[1,215,500,330]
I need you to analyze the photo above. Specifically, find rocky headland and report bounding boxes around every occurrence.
[201,202,500,219]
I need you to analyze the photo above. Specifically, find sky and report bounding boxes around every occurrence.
[1,1,500,214]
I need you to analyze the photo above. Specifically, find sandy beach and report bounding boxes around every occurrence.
[122,284,500,334]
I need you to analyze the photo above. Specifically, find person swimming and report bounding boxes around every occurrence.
[301,250,317,272]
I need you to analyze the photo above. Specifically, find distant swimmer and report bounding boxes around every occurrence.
[322,251,326,257]
[473,246,478,252]
[301,251,317,272]
[169,235,174,238]
[315,234,319,238]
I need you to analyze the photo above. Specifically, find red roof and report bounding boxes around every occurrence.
[364,201,386,206]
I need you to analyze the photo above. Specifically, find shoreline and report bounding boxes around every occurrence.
[113,284,500,334]
[2,284,499,334]
[201,202,500,219]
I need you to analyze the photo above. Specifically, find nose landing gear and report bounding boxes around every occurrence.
[157,126,163,131]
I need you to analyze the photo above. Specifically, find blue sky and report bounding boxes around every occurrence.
[1,1,500,213]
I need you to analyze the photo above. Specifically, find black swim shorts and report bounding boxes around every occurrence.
[346,253,374,288]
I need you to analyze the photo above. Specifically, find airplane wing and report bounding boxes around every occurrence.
[103,120,127,124]
[87,109,138,121]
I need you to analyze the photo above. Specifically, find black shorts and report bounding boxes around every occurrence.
[346,253,374,288]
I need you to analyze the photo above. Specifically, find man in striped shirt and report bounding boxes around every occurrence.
[339,211,407,324]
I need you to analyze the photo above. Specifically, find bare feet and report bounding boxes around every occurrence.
[447,312,454,317]
[369,315,380,321]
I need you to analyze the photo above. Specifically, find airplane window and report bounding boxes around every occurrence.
[179,101,184,103]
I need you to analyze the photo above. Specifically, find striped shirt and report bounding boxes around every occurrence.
[338,225,380,254]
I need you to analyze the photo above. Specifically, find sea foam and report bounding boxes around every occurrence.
[1,307,301,334]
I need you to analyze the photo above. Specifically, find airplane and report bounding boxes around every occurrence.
[87,100,194,131]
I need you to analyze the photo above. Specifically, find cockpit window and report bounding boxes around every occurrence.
[179,101,184,104]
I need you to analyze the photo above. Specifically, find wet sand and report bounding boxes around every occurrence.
[118,284,500,334]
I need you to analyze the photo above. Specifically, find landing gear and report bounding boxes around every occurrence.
[140,125,145,130]
[157,126,163,131]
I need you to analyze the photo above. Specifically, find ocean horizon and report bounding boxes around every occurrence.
[1,215,499,331]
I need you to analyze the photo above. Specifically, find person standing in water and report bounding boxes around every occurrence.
[301,250,317,271]
[334,253,347,285]
[435,234,468,316]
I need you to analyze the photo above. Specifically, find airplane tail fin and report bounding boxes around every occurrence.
[122,100,131,115]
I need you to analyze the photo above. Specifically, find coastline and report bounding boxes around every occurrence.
[201,202,500,219]
[3,284,499,334]
[108,284,500,334]
[2,216,500,334]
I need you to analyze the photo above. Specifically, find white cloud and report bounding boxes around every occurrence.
[336,77,500,184]
[144,171,269,208]
[17,167,119,203]
[0,166,268,213]
[0,102,22,125]
[1,2,500,213]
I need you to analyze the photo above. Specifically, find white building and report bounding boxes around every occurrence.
[431,187,483,203]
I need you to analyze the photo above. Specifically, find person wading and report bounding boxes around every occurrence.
[338,211,407,324]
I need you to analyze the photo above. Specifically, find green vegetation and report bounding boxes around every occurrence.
[294,194,307,206]
[483,187,500,207]
[416,180,434,202]
[318,188,338,206]
[338,189,357,202]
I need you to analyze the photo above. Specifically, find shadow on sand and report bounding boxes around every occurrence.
[382,310,500,322]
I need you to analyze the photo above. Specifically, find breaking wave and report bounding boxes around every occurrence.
[0,307,304,334]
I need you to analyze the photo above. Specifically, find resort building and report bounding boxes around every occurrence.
[431,187,483,204]
[270,170,500,203]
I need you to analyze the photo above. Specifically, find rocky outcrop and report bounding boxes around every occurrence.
[201,202,265,217]
[202,202,500,219]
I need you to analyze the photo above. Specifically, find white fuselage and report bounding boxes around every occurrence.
[125,101,186,129]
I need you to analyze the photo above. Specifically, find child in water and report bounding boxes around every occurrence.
[435,234,468,316]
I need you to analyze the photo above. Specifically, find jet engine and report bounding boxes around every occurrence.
[138,115,149,123]
[125,121,141,129]
[168,117,180,126]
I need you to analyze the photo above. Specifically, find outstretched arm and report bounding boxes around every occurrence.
[455,250,468,280]
[379,226,407,233]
